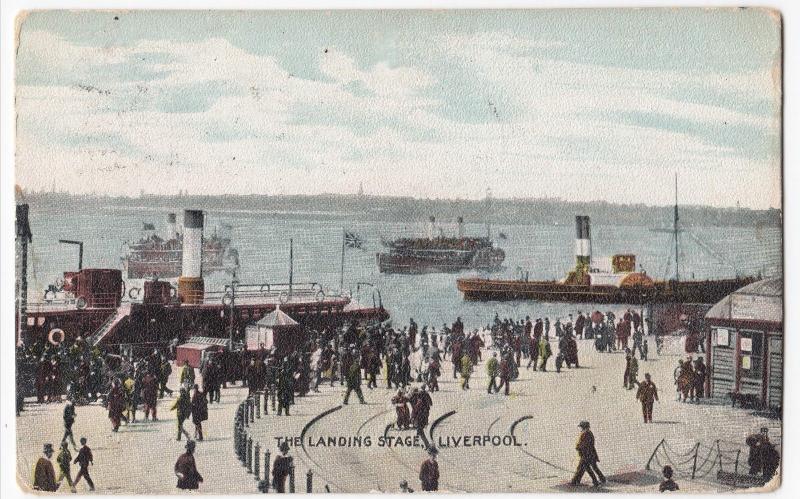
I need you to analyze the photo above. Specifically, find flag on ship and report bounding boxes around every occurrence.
[344,231,364,249]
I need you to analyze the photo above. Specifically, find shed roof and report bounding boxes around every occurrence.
[256,308,298,327]
[705,277,783,324]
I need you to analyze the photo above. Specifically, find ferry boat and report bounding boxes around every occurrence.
[377,216,505,274]
[457,178,757,304]
[121,213,239,279]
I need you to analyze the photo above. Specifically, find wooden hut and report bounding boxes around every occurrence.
[245,307,305,358]
[705,277,782,411]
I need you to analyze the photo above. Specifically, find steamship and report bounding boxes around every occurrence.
[121,213,239,279]
[377,217,505,274]
[16,208,388,354]
[457,214,756,304]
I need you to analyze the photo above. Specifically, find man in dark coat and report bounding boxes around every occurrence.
[693,357,707,399]
[570,421,606,487]
[191,384,208,441]
[343,352,365,405]
[141,372,159,421]
[412,385,433,448]
[73,437,95,491]
[272,441,293,493]
[419,447,440,491]
[33,443,58,491]
[62,401,78,451]
[497,354,512,396]
[575,312,586,339]
[107,379,126,432]
[175,440,203,490]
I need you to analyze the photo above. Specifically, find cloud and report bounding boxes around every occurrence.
[14,11,781,209]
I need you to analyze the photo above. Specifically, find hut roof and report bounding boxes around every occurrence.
[256,308,298,327]
[705,277,782,325]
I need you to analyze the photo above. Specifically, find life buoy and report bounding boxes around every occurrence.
[260,284,271,296]
[279,291,289,304]
[48,328,65,346]
[128,287,141,300]
[76,296,88,309]
[222,293,233,306]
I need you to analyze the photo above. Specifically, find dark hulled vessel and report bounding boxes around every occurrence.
[377,217,505,274]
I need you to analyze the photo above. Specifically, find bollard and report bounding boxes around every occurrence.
[306,470,313,493]
[254,443,261,479]
[247,437,253,473]
[250,398,255,423]
[239,426,247,462]
[289,464,295,493]
[264,389,269,415]
[265,450,271,484]
[271,386,276,412]
[256,393,262,418]
[244,403,250,428]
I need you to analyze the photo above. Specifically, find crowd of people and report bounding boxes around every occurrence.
[19,307,777,493]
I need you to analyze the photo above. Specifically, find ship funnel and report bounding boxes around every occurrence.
[575,215,591,271]
[428,216,436,239]
[178,210,204,304]
[166,213,177,240]
[457,217,464,238]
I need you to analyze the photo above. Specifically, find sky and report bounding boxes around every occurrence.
[14,9,782,208]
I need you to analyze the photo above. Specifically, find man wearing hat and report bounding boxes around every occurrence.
[571,421,606,487]
[419,447,439,491]
[272,441,293,493]
[175,440,203,490]
[33,443,58,491]
[56,440,76,492]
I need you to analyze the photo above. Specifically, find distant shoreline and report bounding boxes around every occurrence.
[16,191,782,229]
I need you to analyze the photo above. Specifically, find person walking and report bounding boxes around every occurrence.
[73,437,95,491]
[570,421,606,487]
[170,387,192,441]
[497,354,512,396]
[636,373,659,423]
[62,401,78,451]
[538,335,552,371]
[486,352,500,393]
[107,379,126,432]
[343,354,365,405]
[56,441,76,492]
[191,384,208,441]
[141,371,159,421]
[419,447,440,491]
[159,357,173,398]
[460,353,472,390]
[175,440,203,490]
[33,443,58,492]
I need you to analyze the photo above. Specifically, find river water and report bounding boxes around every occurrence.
[24,204,782,329]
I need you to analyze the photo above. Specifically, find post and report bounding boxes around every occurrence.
[264,388,269,415]
[254,443,261,479]
[250,398,255,423]
[244,402,250,428]
[256,393,261,418]
[289,238,293,299]
[340,228,346,293]
[645,439,665,470]
[271,385,277,413]
[265,451,271,484]
[306,470,313,493]
[289,464,295,493]
[247,437,253,473]
[733,450,741,488]
[15,204,32,344]
[691,442,700,479]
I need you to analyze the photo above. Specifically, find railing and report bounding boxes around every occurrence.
[234,390,317,493]
[645,438,777,488]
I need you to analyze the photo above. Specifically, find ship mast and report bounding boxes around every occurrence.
[485,188,492,239]
[673,172,680,282]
